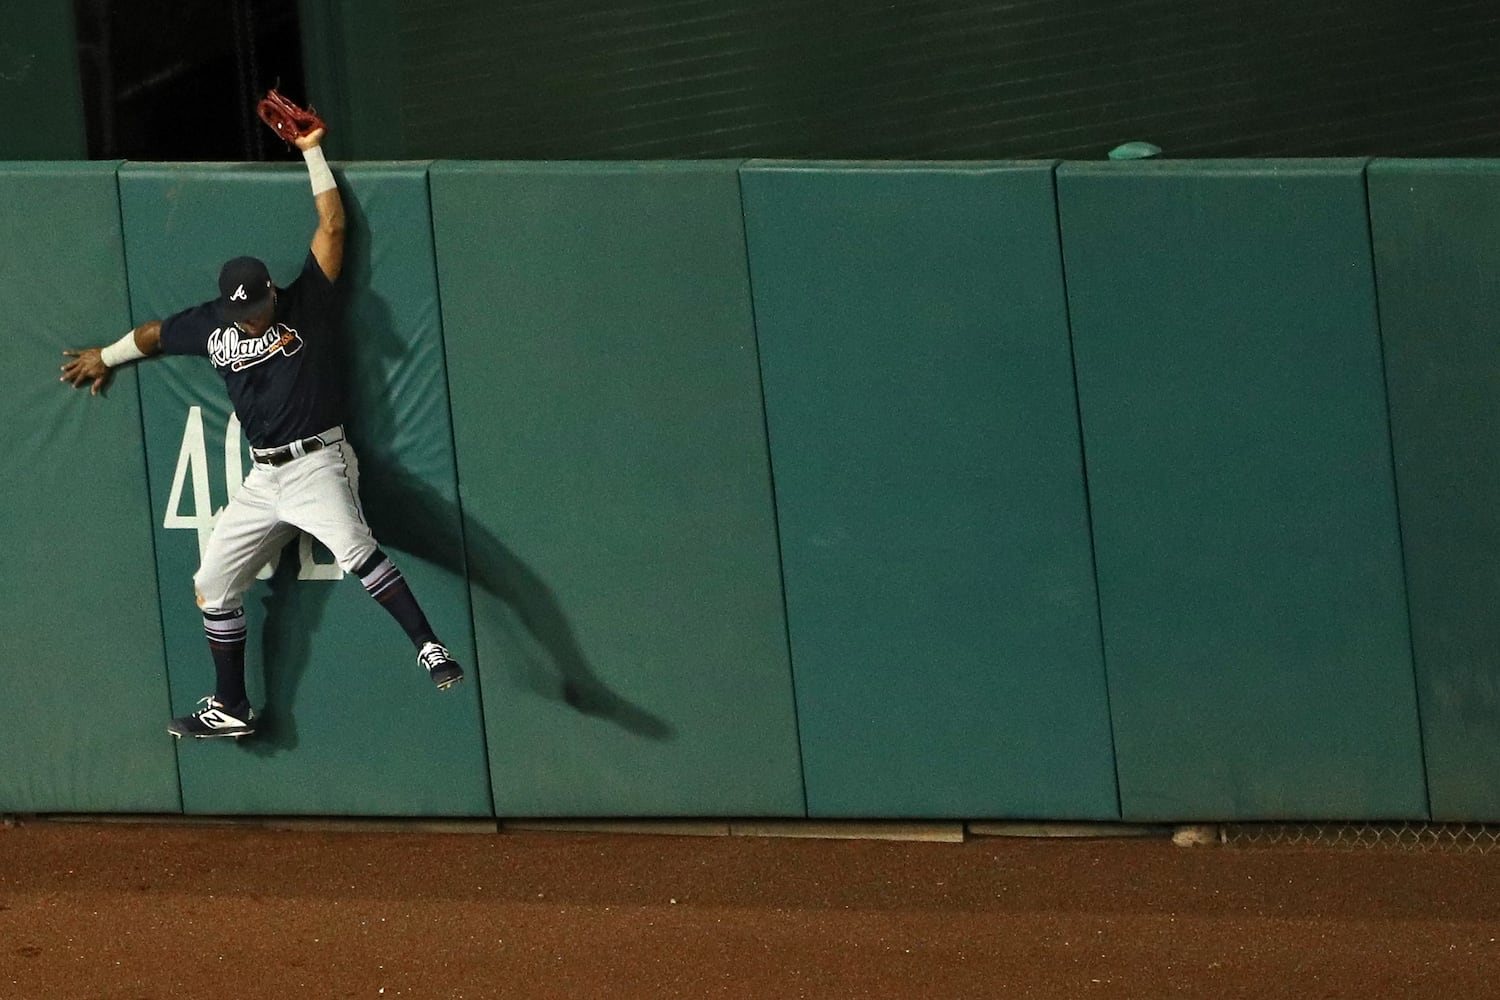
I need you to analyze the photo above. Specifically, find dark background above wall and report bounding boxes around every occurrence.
[392,0,1500,160]
[16,0,1499,162]
[72,0,305,161]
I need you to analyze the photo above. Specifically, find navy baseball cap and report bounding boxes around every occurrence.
[218,256,274,321]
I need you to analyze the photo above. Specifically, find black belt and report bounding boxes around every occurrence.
[251,426,345,467]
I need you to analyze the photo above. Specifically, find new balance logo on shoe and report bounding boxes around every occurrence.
[169,695,256,739]
[197,707,242,729]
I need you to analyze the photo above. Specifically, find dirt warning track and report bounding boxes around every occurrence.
[1,820,1497,999]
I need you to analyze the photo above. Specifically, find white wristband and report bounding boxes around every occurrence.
[100,329,147,368]
[303,145,336,196]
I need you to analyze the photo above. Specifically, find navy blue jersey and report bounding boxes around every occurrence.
[160,252,343,448]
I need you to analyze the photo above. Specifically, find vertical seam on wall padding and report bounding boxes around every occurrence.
[736,163,811,819]
[115,164,186,813]
[1362,162,1435,821]
[423,164,498,818]
[1052,164,1124,821]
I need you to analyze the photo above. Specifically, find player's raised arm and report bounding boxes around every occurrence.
[60,320,162,397]
[295,128,345,283]
[254,90,344,282]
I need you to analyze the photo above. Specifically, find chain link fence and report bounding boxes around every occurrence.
[1220,822,1500,853]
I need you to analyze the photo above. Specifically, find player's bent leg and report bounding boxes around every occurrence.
[171,472,296,740]
[284,441,465,690]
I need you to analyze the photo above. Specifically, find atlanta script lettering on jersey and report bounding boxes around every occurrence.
[207,324,305,373]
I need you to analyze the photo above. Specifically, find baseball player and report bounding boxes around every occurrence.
[60,117,464,740]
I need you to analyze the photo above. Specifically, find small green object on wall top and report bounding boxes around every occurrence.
[1108,141,1163,160]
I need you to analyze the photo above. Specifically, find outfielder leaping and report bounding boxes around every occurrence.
[60,104,464,740]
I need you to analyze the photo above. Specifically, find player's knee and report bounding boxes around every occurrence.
[196,593,243,615]
[192,569,216,601]
[194,572,245,613]
[341,541,381,576]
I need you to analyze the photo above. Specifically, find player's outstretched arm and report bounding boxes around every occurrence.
[295,128,346,283]
[60,320,162,397]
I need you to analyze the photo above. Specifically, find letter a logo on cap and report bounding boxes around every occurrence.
[231,284,248,301]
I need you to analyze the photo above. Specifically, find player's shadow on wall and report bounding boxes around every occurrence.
[358,466,673,742]
[324,194,672,742]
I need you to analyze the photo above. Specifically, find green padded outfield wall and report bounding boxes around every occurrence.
[118,163,491,816]
[0,163,180,812]
[740,163,1118,818]
[1057,160,1427,821]
[1368,161,1500,821]
[429,161,805,816]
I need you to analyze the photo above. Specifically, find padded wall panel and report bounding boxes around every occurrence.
[1058,160,1426,821]
[119,162,490,815]
[430,161,804,816]
[1369,160,1500,821]
[740,162,1118,818]
[0,163,180,812]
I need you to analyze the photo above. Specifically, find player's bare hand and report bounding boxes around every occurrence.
[60,348,112,396]
[293,127,326,151]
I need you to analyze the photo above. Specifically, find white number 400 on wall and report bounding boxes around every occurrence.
[162,405,343,581]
